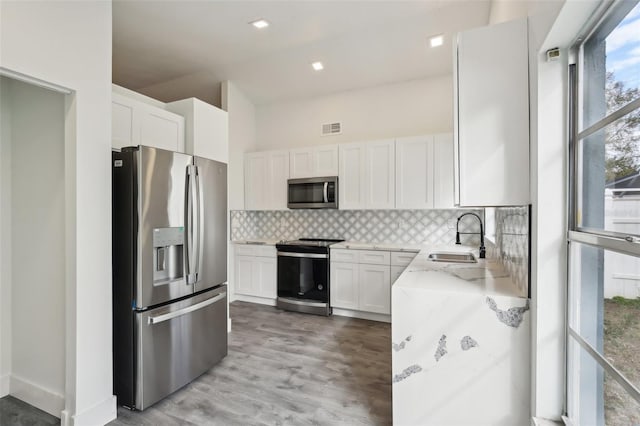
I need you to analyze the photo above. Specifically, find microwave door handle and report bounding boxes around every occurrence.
[323,182,329,203]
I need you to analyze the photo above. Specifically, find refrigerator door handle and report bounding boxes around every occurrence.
[195,165,204,281]
[147,291,226,325]
[185,165,198,284]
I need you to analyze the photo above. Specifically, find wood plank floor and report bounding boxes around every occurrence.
[109,301,392,425]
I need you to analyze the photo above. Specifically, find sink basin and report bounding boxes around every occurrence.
[428,252,477,263]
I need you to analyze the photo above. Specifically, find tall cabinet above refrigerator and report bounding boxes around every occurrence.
[112,145,228,410]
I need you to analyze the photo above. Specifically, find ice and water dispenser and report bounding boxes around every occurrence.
[152,227,184,285]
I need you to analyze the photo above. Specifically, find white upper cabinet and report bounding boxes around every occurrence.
[396,135,434,209]
[433,133,454,208]
[366,140,395,209]
[289,145,338,178]
[166,98,228,163]
[112,92,185,152]
[338,143,367,209]
[395,134,454,209]
[244,150,290,210]
[455,17,529,206]
[339,140,395,210]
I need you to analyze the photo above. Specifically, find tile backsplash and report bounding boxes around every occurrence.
[493,206,529,296]
[231,209,484,246]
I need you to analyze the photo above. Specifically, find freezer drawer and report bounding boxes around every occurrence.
[134,286,227,410]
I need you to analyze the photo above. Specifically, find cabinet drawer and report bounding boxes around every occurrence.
[257,246,276,257]
[391,251,417,267]
[358,250,390,265]
[235,244,275,257]
[331,249,359,263]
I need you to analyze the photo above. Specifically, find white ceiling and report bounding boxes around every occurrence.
[113,1,492,106]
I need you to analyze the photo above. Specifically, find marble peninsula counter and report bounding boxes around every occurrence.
[391,244,530,426]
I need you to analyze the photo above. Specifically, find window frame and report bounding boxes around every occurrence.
[567,0,640,420]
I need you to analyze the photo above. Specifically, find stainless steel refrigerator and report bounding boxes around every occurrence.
[112,145,228,410]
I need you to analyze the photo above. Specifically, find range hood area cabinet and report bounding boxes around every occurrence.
[289,145,339,179]
[454,17,530,207]
[244,150,290,210]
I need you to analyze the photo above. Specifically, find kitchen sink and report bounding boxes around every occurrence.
[428,252,477,263]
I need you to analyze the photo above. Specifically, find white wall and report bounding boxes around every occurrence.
[526,0,598,421]
[222,81,257,211]
[0,2,115,425]
[0,78,12,397]
[255,75,453,150]
[4,78,66,416]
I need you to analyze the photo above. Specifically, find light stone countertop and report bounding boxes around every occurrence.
[330,241,422,252]
[395,244,525,299]
[332,241,525,299]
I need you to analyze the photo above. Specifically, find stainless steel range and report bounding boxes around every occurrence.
[276,238,344,316]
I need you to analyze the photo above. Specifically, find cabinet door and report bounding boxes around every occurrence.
[391,266,406,284]
[269,150,290,210]
[330,262,359,310]
[456,18,529,206]
[395,136,434,209]
[289,148,314,178]
[433,133,454,208]
[257,257,277,299]
[365,140,395,209]
[338,143,366,209]
[314,145,339,176]
[234,256,257,296]
[112,96,136,149]
[139,105,185,152]
[359,264,391,314]
[244,152,269,210]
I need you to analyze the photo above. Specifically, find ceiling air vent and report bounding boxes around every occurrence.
[321,122,342,136]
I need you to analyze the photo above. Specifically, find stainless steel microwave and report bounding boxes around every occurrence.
[287,177,338,209]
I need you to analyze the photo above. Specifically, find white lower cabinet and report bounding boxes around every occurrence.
[331,248,396,316]
[359,264,391,314]
[330,262,359,310]
[233,244,276,301]
[391,266,406,284]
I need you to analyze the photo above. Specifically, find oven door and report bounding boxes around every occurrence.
[277,252,329,302]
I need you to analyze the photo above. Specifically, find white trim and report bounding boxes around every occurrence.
[232,294,276,306]
[9,374,64,418]
[0,374,9,397]
[61,395,117,426]
[610,218,640,224]
[611,273,640,281]
[332,308,390,323]
[0,67,72,94]
[531,417,564,426]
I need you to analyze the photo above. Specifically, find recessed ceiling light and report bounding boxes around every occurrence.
[250,19,269,29]
[312,61,324,71]
[430,35,444,48]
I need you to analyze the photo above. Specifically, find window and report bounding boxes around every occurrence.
[569,1,640,425]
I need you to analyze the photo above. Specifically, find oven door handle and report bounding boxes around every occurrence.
[277,251,328,259]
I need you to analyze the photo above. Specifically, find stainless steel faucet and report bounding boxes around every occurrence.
[455,212,486,259]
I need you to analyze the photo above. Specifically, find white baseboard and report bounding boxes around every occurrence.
[9,374,64,418]
[232,294,277,306]
[0,373,9,397]
[332,308,391,323]
[61,395,117,426]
